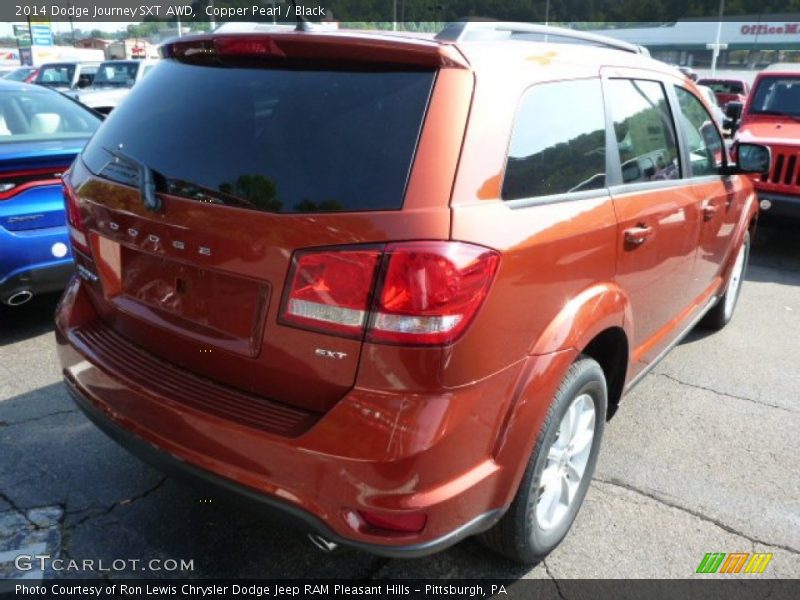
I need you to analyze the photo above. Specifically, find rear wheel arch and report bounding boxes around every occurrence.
[529,283,633,358]
[580,327,629,419]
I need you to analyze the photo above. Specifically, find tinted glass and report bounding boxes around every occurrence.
[502,79,607,200]
[749,76,800,116]
[82,60,434,213]
[0,87,101,142]
[697,79,744,94]
[37,64,75,86]
[675,87,725,177]
[606,79,680,184]
[94,63,138,87]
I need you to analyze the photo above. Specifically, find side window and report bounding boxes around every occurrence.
[675,87,725,177]
[606,79,680,184]
[502,79,607,201]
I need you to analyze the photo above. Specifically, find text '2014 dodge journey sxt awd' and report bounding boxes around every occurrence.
[56,22,769,563]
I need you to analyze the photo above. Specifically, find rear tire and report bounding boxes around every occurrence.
[479,356,607,564]
[702,232,750,331]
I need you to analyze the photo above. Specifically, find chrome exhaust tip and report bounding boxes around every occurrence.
[307,533,338,553]
[4,289,33,306]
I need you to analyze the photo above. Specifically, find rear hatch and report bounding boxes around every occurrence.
[69,33,461,414]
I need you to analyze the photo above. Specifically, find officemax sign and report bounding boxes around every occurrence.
[741,23,800,35]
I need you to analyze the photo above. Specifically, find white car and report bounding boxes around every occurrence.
[69,59,158,114]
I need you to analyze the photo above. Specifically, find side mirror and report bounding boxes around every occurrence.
[725,101,743,121]
[725,101,744,133]
[736,143,771,174]
[621,159,642,183]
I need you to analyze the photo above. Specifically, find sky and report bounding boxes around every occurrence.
[0,21,132,40]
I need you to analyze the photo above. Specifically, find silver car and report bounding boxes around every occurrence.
[69,59,158,114]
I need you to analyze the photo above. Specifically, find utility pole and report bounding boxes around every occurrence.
[709,0,726,77]
[209,0,216,29]
[65,0,76,44]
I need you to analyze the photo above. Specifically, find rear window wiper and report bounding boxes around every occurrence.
[104,146,160,211]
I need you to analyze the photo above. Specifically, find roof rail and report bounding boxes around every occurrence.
[435,22,649,56]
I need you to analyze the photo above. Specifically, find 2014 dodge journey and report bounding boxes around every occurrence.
[56,22,769,563]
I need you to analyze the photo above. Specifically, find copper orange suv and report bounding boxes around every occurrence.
[56,23,769,563]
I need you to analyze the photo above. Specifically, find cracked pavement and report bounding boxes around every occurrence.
[0,224,798,580]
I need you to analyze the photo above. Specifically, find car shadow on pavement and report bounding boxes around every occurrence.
[0,292,61,346]
[747,222,800,286]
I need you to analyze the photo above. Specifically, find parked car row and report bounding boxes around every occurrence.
[3,58,157,115]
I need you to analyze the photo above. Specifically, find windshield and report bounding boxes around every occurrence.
[750,76,800,116]
[37,64,75,87]
[0,87,101,142]
[82,60,435,214]
[92,63,139,87]
[698,80,744,95]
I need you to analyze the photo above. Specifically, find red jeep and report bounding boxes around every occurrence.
[734,65,800,219]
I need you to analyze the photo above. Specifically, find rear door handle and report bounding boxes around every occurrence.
[703,204,718,221]
[624,225,653,247]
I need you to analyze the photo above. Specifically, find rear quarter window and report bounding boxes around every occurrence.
[82,60,435,213]
[502,78,607,201]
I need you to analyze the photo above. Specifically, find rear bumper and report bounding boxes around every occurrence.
[0,221,73,301]
[756,191,800,219]
[55,278,560,556]
[65,378,502,558]
[0,259,73,302]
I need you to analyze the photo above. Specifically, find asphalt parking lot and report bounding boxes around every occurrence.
[0,223,798,582]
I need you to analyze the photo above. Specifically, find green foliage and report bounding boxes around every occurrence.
[220,174,282,211]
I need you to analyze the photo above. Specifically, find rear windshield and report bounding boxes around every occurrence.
[82,60,435,213]
[37,64,75,87]
[93,62,138,87]
[749,76,800,116]
[697,80,744,95]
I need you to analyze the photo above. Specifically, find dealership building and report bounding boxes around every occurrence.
[594,18,800,69]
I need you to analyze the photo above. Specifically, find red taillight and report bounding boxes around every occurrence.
[281,249,382,338]
[358,510,428,534]
[63,176,89,255]
[280,242,500,346]
[369,242,500,345]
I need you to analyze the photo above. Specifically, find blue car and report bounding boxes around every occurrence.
[0,80,101,306]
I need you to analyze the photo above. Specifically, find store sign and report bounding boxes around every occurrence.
[741,23,800,36]
[30,24,53,46]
